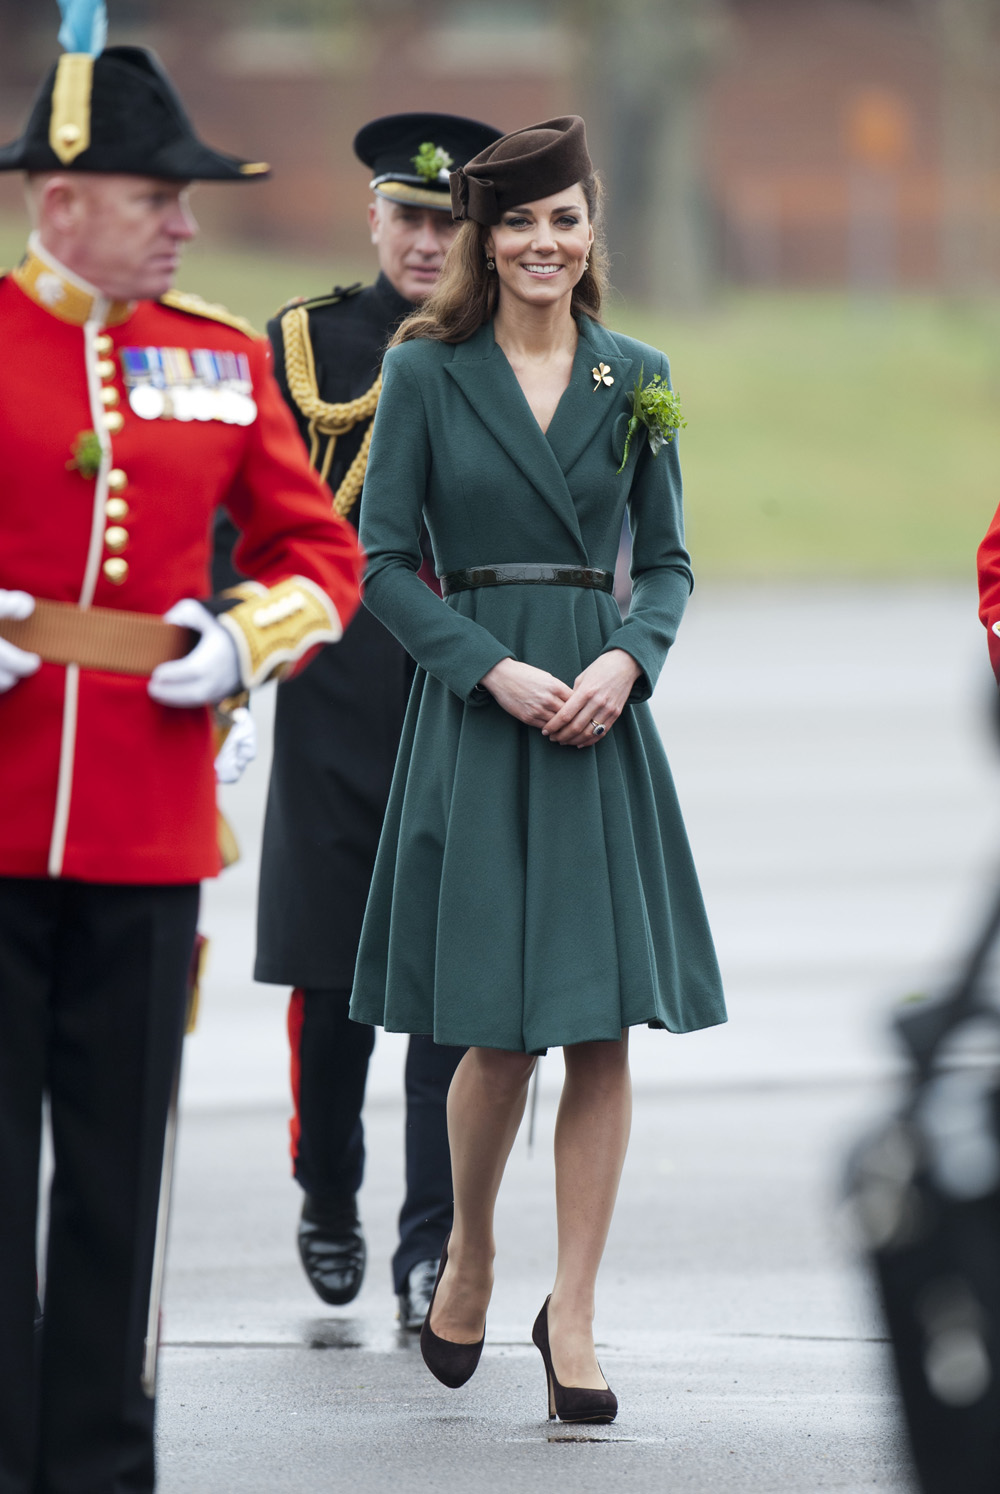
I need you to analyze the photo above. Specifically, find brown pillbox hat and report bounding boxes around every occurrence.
[450,115,592,225]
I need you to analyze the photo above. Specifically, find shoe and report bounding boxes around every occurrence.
[419,1234,485,1388]
[296,1194,366,1306]
[531,1297,618,1424]
[398,1257,440,1333]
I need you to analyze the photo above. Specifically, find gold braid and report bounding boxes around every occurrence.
[280,303,382,518]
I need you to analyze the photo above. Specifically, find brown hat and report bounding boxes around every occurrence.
[450,116,592,226]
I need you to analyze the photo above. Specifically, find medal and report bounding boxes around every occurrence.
[119,345,257,425]
[170,386,195,421]
[121,346,170,420]
[129,384,165,420]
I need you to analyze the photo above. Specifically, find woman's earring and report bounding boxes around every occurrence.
[486,256,496,271]
[584,256,590,270]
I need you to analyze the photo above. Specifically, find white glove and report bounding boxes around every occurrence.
[148,598,241,708]
[0,590,41,694]
[214,706,257,784]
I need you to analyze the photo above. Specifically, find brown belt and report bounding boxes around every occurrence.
[0,598,195,677]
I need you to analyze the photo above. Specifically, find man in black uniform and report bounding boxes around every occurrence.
[215,112,501,1328]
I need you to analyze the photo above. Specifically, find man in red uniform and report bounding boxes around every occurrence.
[0,37,361,1494]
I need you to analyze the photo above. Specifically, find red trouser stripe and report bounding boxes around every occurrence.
[287,987,305,1172]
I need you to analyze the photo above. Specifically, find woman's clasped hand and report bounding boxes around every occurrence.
[481,647,642,747]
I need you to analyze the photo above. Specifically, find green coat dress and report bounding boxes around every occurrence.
[349,313,726,1053]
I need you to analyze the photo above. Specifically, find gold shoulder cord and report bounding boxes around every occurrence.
[160,288,258,338]
[280,303,381,518]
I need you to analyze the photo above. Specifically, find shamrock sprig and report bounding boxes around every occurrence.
[617,365,686,475]
[413,142,454,183]
[66,429,103,479]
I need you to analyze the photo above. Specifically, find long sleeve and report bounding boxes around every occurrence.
[359,348,513,702]
[600,352,693,701]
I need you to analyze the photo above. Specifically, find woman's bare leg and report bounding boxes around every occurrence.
[429,1045,536,1343]
[547,1031,631,1388]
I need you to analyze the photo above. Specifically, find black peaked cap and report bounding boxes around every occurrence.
[354,112,501,210]
[0,46,269,180]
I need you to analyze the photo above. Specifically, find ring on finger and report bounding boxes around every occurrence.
[590,719,606,737]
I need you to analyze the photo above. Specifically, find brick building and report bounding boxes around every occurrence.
[0,0,996,289]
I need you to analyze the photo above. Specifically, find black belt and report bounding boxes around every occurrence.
[440,564,614,597]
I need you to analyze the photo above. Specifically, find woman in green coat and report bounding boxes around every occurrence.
[350,117,725,1421]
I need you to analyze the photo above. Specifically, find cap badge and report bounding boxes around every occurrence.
[413,141,454,184]
[592,362,615,392]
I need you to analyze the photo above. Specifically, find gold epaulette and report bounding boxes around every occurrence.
[160,288,259,338]
[280,298,381,518]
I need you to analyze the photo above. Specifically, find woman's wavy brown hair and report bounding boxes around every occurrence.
[391,174,608,347]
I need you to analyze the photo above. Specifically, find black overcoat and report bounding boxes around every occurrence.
[222,274,415,988]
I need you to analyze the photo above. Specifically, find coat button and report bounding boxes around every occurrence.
[104,526,129,553]
[97,359,117,380]
[95,334,114,355]
[100,387,120,408]
[103,558,128,585]
[107,468,128,494]
[103,410,124,435]
[106,497,129,520]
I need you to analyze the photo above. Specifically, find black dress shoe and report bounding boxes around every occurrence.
[297,1194,366,1306]
[397,1258,440,1332]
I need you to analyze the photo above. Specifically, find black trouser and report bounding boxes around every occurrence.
[288,987,464,1292]
[0,877,199,1494]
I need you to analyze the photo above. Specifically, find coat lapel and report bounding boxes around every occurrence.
[444,323,588,556]
[544,319,635,480]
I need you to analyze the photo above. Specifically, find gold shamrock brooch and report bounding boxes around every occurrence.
[592,362,614,392]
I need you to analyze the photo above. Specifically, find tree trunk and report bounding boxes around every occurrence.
[571,0,731,312]
[917,0,1000,292]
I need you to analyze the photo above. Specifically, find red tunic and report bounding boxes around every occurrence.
[978,501,1000,682]
[0,254,362,884]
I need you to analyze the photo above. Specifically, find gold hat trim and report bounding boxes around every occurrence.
[239,162,271,176]
[50,54,94,166]
[372,179,454,212]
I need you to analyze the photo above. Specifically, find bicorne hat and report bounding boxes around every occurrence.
[354,112,502,212]
[450,116,592,226]
[0,45,269,181]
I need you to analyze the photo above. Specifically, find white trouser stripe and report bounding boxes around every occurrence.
[47,663,80,879]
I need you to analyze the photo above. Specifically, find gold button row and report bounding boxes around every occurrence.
[95,342,129,582]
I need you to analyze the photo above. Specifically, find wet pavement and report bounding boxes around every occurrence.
[157,582,1000,1492]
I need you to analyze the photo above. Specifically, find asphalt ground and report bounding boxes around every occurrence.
[155,581,1000,1492]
